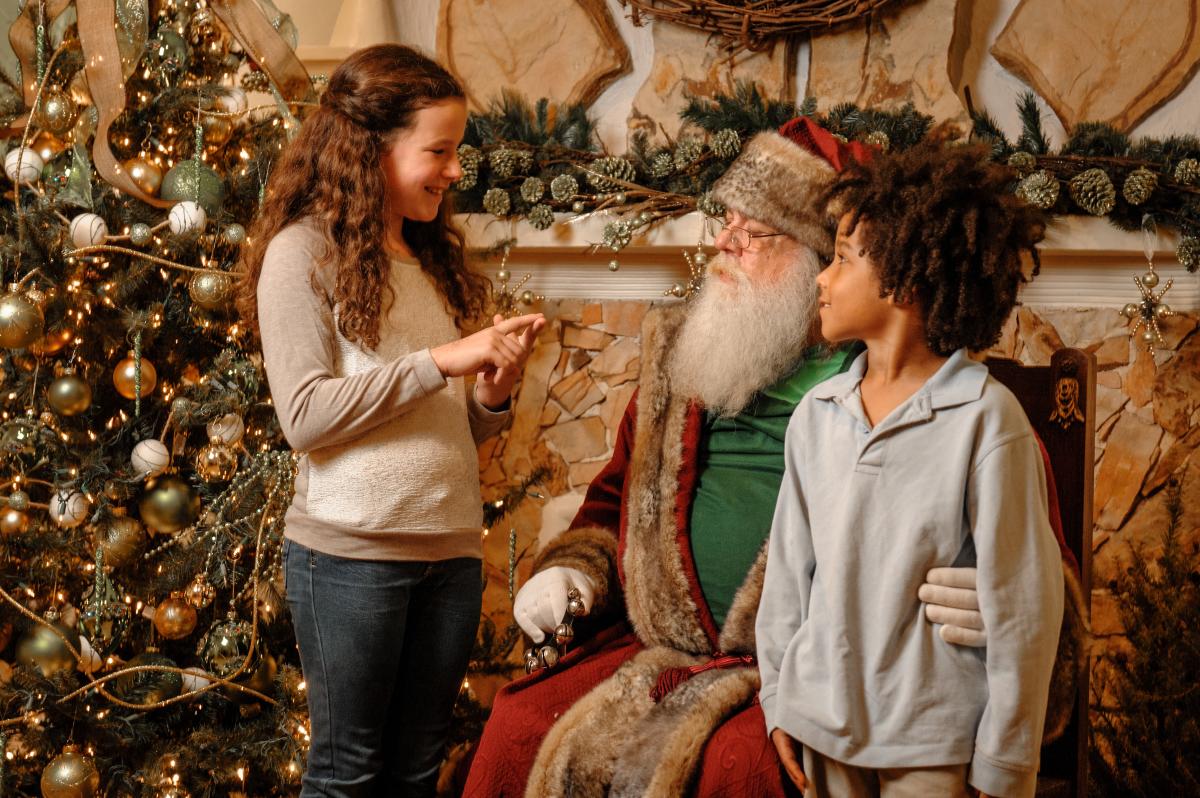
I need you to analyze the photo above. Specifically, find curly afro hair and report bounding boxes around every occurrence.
[823,142,1046,356]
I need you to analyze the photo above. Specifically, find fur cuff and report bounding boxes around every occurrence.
[532,525,621,618]
[1043,559,1090,744]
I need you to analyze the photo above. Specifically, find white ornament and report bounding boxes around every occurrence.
[181,666,214,693]
[217,87,248,115]
[168,200,207,235]
[77,635,105,672]
[69,213,109,248]
[4,147,43,183]
[206,412,245,444]
[49,489,89,528]
[131,438,170,478]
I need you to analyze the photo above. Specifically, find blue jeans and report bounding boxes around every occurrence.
[284,539,482,798]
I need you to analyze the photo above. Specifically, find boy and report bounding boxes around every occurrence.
[756,144,1063,798]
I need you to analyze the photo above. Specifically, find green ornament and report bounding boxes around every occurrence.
[198,613,259,679]
[1177,236,1200,272]
[129,222,153,246]
[550,173,578,202]
[1069,168,1116,215]
[528,203,554,230]
[160,160,225,216]
[1173,158,1200,186]
[711,128,741,160]
[113,650,183,705]
[1016,170,1060,210]
[483,188,511,217]
[673,139,704,170]
[1122,167,1157,206]
[1007,151,1037,177]
[8,489,29,510]
[586,156,636,191]
[697,192,726,218]
[77,558,131,657]
[153,29,188,68]
[520,176,545,203]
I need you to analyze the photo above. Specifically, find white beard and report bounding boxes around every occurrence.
[668,248,822,417]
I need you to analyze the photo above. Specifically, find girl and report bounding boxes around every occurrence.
[238,44,544,797]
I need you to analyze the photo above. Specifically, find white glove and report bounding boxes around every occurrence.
[514,566,596,643]
[918,566,986,647]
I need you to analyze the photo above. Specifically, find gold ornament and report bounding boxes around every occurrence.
[36,89,79,134]
[113,351,157,399]
[95,515,145,567]
[0,284,46,349]
[47,373,93,416]
[194,441,238,482]
[187,271,233,311]
[0,507,31,535]
[123,156,164,196]
[16,620,78,678]
[31,130,68,162]
[184,573,217,609]
[40,746,100,798]
[30,327,74,356]
[0,418,38,455]
[154,593,199,639]
[198,614,258,678]
[139,475,200,534]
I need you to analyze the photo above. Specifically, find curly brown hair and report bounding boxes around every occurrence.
[237,44,489,348]
[824,142,1046,355]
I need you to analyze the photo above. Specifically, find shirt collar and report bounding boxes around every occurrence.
[809,347,987,409]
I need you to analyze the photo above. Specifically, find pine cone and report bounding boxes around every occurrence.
[1069,168,1116,215]
[1177,236,1200,272]
[1016,170,1060,210]
[587,156,636,191]
[520,177,545,204]
[697,192,726,218]
[602,220,633,252]
[650,151,675,178]
[528,204,554,231]
[457,144,482,171]
[489,149,521,180]
[1007,151,1037,177]
[865,130,891,152]
[1174,158,1200,186]
[550,174,578,202]
[1122,167,1157,206]
[711,129,741,160]
[673,139,704,170]
[483,188,511,217]
[454,165,478,191]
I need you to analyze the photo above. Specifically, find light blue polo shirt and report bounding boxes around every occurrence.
[756,349,1065,798]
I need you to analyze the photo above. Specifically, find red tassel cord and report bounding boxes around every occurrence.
[649,652,756,703]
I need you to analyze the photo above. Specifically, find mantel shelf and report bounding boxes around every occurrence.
[456,213,1199,309]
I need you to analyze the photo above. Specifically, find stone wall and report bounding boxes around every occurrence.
[477,299,1200,714]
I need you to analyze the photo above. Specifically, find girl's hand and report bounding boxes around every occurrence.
[474,313,546,409]
[771,728,807,793]
[430,313,544,382]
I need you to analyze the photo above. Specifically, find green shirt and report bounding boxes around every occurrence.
[688,346,860,628]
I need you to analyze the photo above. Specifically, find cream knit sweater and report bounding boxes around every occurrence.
[257,222,507,561]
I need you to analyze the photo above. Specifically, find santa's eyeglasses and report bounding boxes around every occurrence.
[705,215,787,252]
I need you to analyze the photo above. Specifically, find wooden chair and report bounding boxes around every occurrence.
[985,348,1095,798]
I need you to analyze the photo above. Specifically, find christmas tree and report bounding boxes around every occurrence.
[0,1,315,795]
[1089,479,1200,796]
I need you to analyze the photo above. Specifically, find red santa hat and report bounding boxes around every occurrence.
[710,116,876,257]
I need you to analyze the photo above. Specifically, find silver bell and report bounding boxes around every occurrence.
[567,597,587,617]
[554,623,575,646]
[538,644,560,669]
